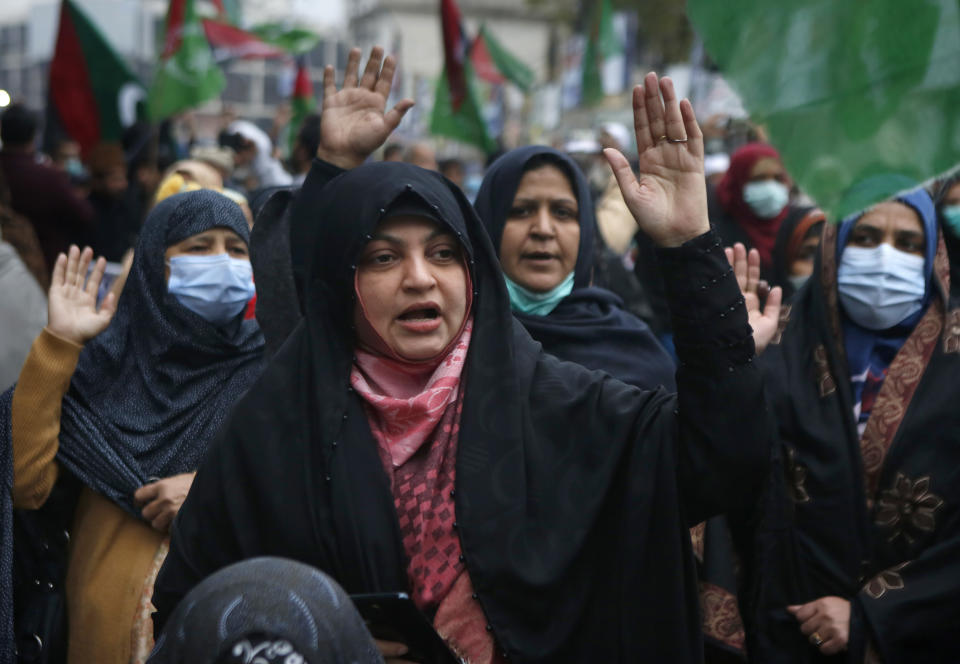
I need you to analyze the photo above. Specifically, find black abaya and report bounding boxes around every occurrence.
[153,160,770,663]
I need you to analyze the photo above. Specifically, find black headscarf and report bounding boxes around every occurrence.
[153,160,768,663]
[148,557,381,664]
[250,188,300,357]
[26,190,263,515]
[770,206,825,301]
[474,146,675,390]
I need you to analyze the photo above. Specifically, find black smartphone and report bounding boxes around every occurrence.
[350,592,461,664]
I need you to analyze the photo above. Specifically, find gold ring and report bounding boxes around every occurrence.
[810,632,824,648]
[666,137,689,143]
[657,135,668,142]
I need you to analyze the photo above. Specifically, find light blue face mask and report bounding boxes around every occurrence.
[837,244,926,330]
[742,180,789,219]
[167,253,256,326]
[504,271,575,316]
[941,205,960,238]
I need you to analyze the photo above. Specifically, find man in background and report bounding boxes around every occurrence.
[0,104,94,270]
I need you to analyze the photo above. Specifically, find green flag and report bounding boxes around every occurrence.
[430,62,497,153]
[148,0,225,121]
[478,24,534,91]
[251,23,321,55]
[581,0,621,106]
[688,0,960,219]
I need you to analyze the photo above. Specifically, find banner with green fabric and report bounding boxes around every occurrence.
[430,62,497,153]
[251,23,322,55]
[581,0,621,106]
[148,0,225,121]
[430,0,497,153]
[687,0,960,219]
[472,24,535,91]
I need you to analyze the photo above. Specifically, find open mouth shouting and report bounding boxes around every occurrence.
[396,301,443,333]
[521,250,559,266]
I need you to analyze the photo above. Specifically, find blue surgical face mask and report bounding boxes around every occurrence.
[941,205,960,238]
[167,253,255,326]
[504,271,575,316]
[837,243,926,330]
[742,180,789,219]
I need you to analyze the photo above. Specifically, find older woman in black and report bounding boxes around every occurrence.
[151,48,777,663]
[474,146,676,391]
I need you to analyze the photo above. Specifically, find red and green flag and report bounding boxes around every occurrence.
[687,0,960,219]
[148,0,225,121]
[288,55,317,152]
[201,19,287,62]
[429,0,496,153]
[208,0,242,26]
[581,0,621,106]
[471,24,535,91]
[251,23,322,56]
[47,0,144,155]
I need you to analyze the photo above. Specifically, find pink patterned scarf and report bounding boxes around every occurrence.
[351,318,472,608]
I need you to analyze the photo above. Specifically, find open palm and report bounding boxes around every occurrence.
[47,245,117,346]
[724,243,783,354]
[605,73,709,247]
[317,46,414,170]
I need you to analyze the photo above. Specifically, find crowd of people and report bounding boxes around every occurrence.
[0,44,958,663]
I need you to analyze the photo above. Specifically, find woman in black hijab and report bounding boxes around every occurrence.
[0,189,264,662]
[474,145,675,390]
[152,49,777,663]
[770,206,826,301]
[149,557,381,664]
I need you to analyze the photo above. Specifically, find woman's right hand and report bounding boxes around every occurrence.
[316,45,414,170]
[46,245,117,346]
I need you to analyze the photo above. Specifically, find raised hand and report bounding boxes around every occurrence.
[316,46,414,170]
[604,73,708,247]
[47,245,118,346]
[724,243,783,354]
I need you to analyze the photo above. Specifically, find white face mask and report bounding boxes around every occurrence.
[742,180,789,219]
[837,244,926,330]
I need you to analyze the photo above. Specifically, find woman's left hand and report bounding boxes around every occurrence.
[787,596,851,655]
[134,472,197,533]
[725,242,783,354]
[605,72,709,248]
